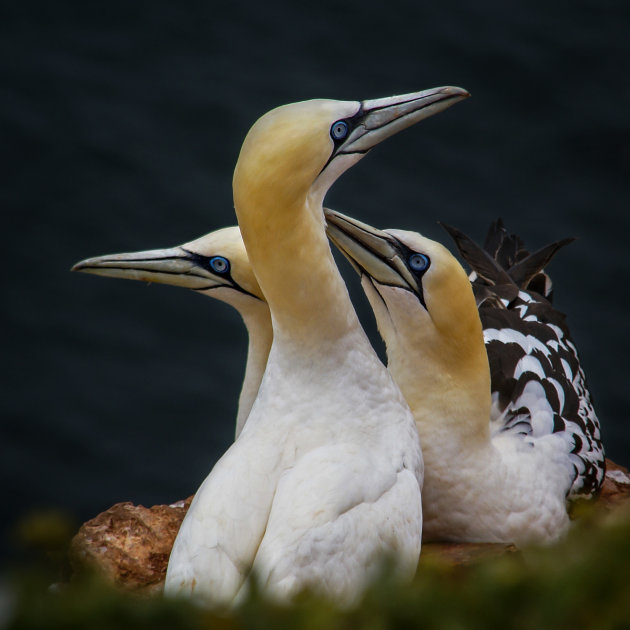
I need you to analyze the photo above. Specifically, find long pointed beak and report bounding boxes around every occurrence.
[339,86,469,156]
[324,208,419,292]
[71,246,224,290]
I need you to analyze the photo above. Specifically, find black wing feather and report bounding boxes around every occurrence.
[440,222,513,286]
[442,220,605,500]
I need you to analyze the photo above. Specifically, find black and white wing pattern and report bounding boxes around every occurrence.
[442,220,605,499]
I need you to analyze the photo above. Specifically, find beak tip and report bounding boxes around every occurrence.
[442,86,471,99]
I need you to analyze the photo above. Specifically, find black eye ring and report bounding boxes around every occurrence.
[209,256,230,274]
[409,253,429,272]
[331,120,349,140]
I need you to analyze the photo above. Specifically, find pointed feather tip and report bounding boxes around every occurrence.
[438,221,515,287]
[441,220,576,263]
[556,236,578,248]
[437,221,467,242]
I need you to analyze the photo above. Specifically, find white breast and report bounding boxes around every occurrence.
[166,328,423,603]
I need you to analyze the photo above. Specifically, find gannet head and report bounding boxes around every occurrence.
[325,209,491,425]
[71,226,264,307]
[325,210,479,337]
[234,86,470,215]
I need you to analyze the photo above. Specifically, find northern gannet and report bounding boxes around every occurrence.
[325,210,604,546]
[72,228,270,438]
[165,86,469,604]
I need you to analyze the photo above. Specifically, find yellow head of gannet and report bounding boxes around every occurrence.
[325,210,491,438]
[233,88,468,336]
[325,209,580,546]
[72,227,271,438]
[166,87,469,605]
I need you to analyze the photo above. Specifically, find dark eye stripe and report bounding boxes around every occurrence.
[180,249,262,301]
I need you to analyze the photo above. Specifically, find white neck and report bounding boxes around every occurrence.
[234,301,273,438]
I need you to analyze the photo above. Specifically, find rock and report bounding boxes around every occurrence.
[69,497,193,594]
[70,458,630,593]
[598,459,630,510]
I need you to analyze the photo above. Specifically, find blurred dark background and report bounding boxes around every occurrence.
[2,1,628,561]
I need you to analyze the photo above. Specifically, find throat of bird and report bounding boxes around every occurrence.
[388,331,492,450]
[238,196,358,347]
[234,302,274,438]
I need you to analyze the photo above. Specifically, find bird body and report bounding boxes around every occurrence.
[72,227,271,437]
[326,210,604,546]
[168,328,421,601]
[166,87,468,604]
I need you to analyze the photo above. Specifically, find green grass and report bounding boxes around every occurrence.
[4,505,630,630]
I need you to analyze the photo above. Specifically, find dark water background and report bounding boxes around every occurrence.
[2,1,629,560]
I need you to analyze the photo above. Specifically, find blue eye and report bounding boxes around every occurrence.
[331,120,349,140]
[209,256,230,274]
[409,253,429,272]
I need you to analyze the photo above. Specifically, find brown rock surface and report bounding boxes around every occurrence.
[70,458,630,593]
[70,496,193,594]
[597,459,630,510]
